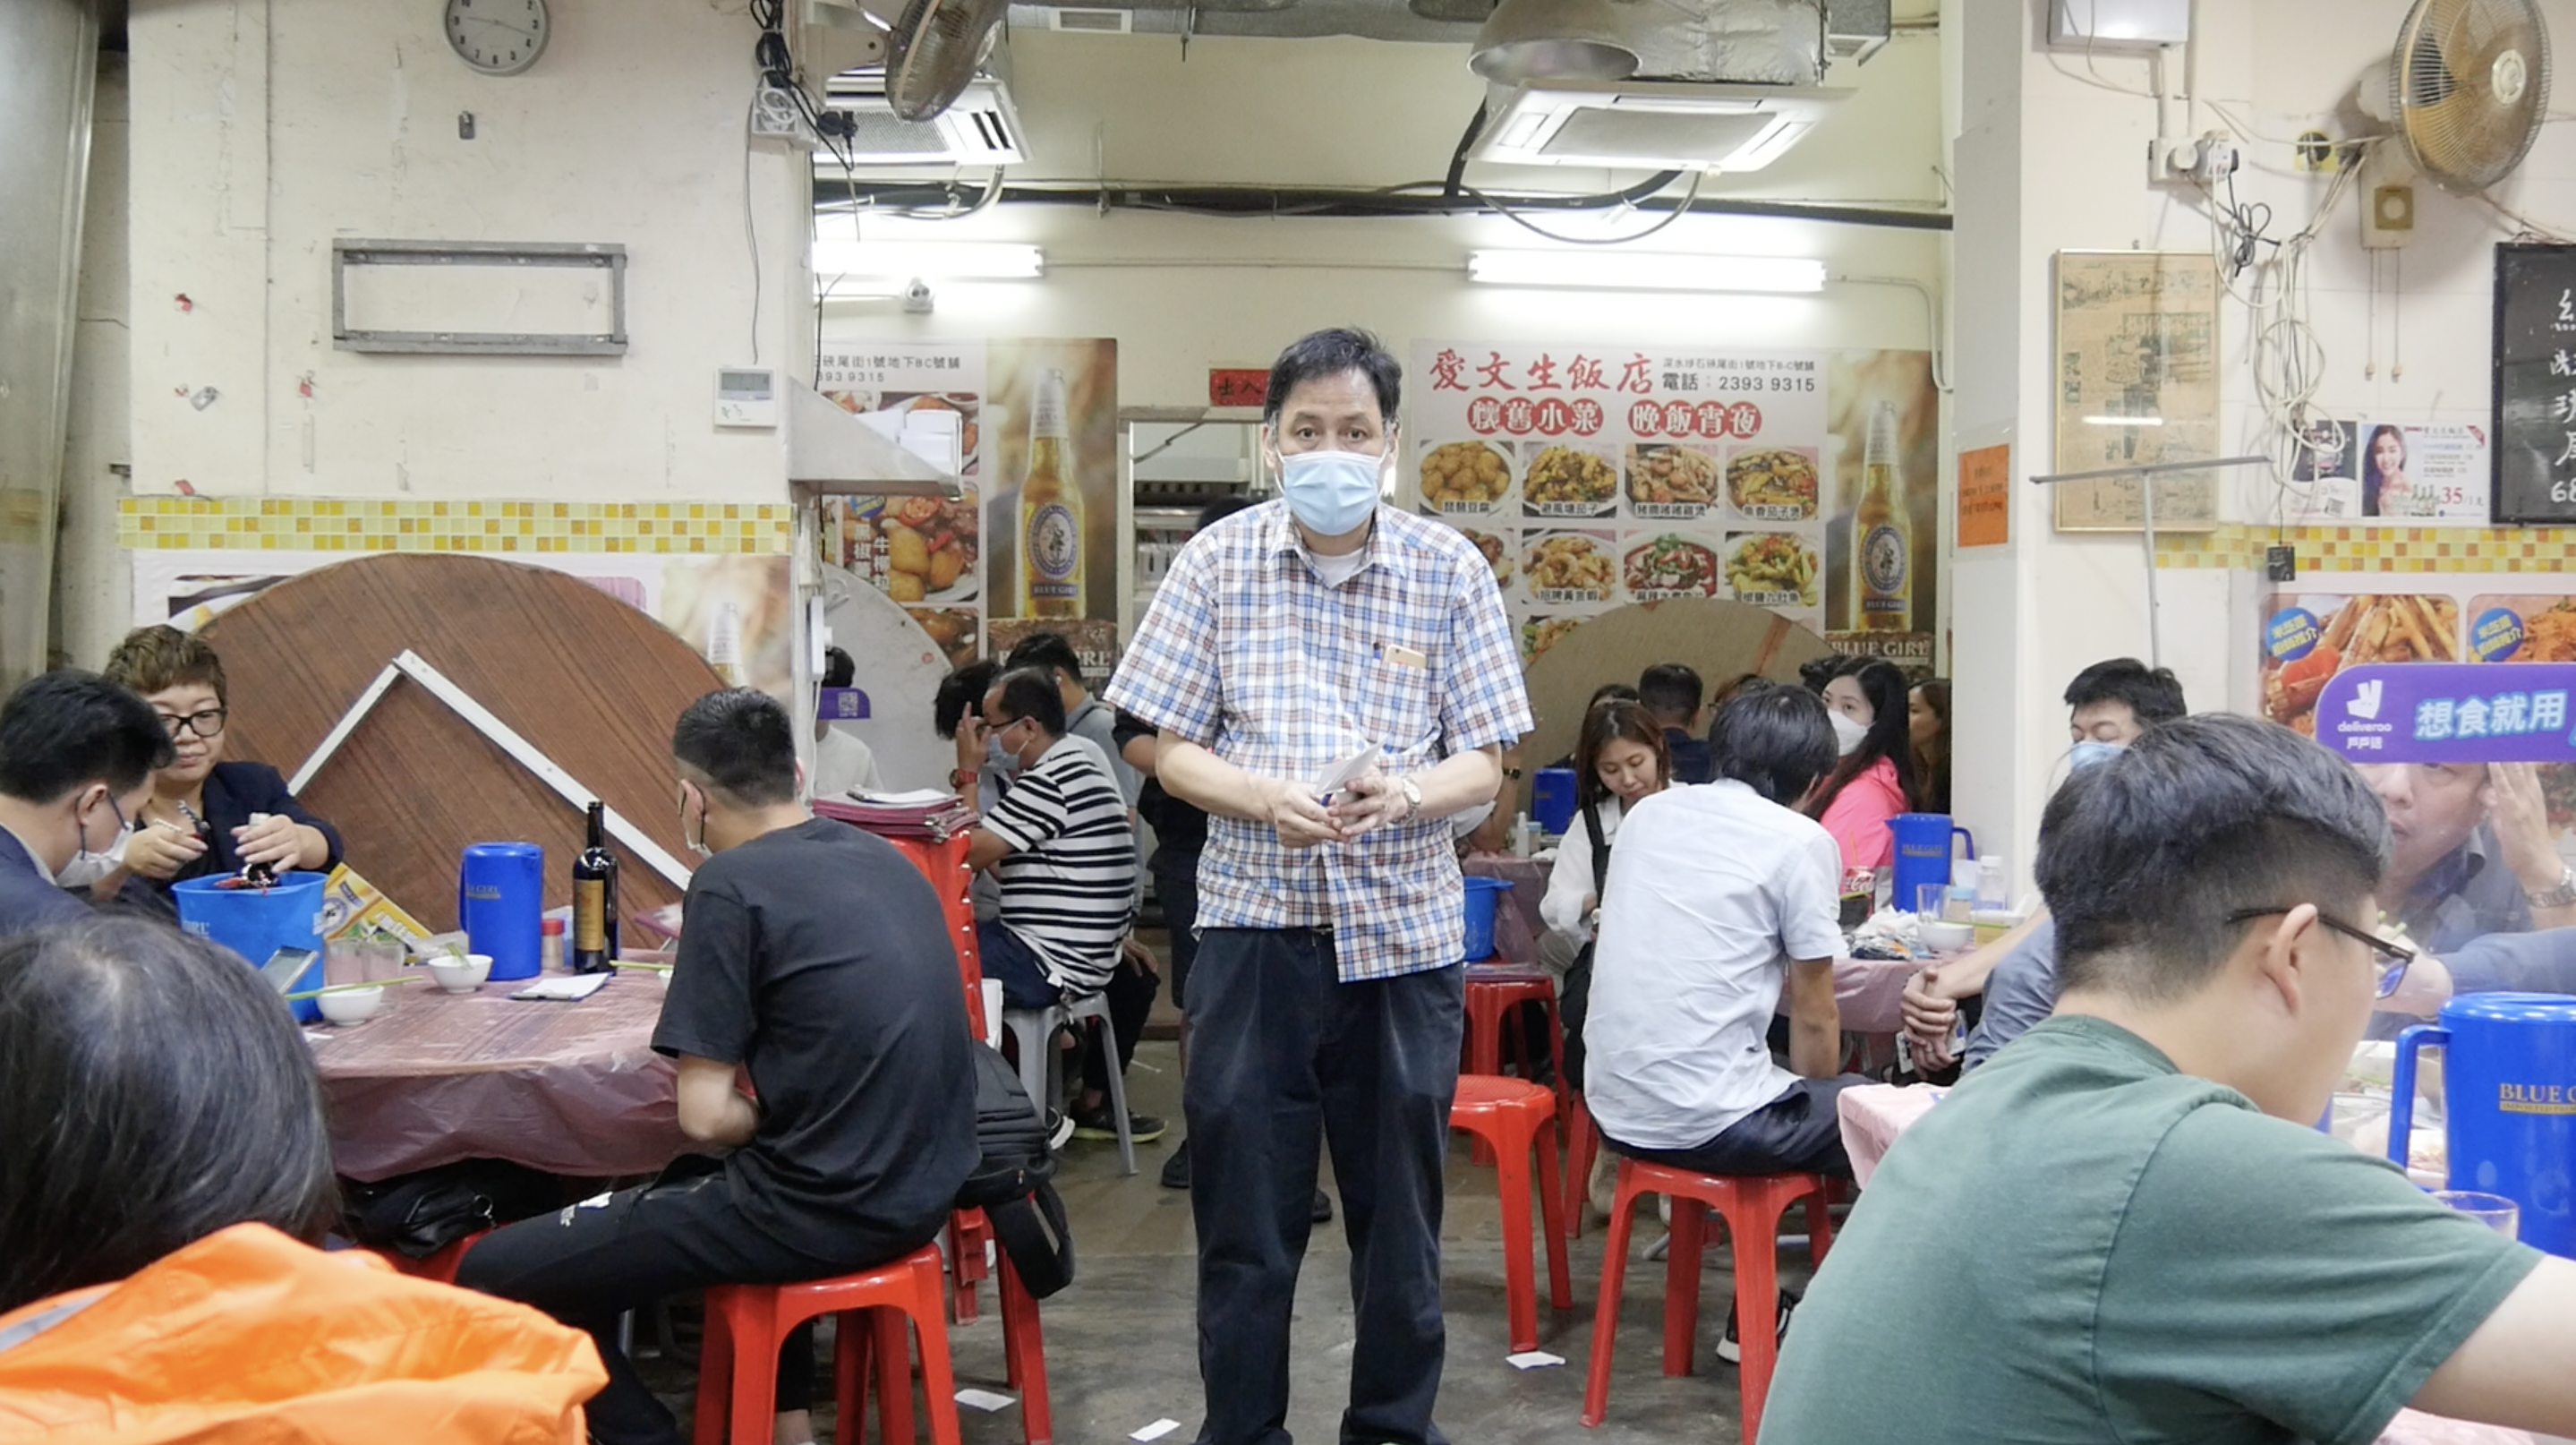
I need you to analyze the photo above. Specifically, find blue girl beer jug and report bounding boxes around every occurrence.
[2391,992,2576,1258]
[459,842,544,981]
[1886,813,1975,919]
[1529,767,1579,837]
[173,871,328,1022]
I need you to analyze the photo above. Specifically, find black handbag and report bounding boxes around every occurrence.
[339,1159,560,1259]
[1558,795,1616,1093]
[954,1042,1076,1298]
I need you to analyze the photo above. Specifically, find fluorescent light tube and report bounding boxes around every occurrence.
[1468,250,1825,294]
[811,241,1044,279]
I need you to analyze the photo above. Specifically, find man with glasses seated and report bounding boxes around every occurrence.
[1762,716,2576,1445]
[0,671,172,937]
[94,627,341,911]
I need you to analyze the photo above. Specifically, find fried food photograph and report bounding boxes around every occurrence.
[1623,534,1719,598]
[905,607,978,669]
[1725,533,1821,605]
[1523,534,1614,600]
[1419,440,1513,509]
[1458,527,1513,586]
[2261,594,2460,735]
[1523,445,1618,509]
[2503,599,2576,663]
[1625,445,1719,508]
[1726,448,1821,517]
[1523,616,1583,661]
[876,492,978,602]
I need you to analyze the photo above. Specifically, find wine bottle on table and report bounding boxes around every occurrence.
[572,800,618,974]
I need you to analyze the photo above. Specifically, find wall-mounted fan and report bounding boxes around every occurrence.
[802,0,1006,123]
[2381,0,2552,192]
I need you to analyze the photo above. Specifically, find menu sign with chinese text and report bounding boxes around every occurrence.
[1408,342,1938,669]
[2492,244,2576,525]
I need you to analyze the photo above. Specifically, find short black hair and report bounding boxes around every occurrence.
[822,646,856,689]
[2063,658,2188,727]
[671,688,799,808]
[2040,714,2389,1003]
[1197,497,1257,534]
[988,666,1067,738]
[0,918,337,1313]
[1264,328,1402,429]
[0,670,176,804]
[934,659,1000,740]
[1575,701,1669,810]
[1710,683,1838,806]
[1005,631,1084,688]
[1637,663,1704,725]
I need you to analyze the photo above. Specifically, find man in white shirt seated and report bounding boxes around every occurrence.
[1587,681,1857,1183]
[809,646,883,801]
[964,666,1160,1143]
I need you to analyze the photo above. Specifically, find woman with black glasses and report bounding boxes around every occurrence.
[95,626,341,909]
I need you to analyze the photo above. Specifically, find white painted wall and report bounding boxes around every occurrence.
[55,52,131,671]
[126,0,813,503]
[1949,0,2576,892]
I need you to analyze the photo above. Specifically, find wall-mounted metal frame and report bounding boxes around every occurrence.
[331,238,628,355]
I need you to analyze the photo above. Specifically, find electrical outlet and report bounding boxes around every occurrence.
[2362,182,2417,249]
[2194,137,2239,184]
[748,84,811,143]
[2265,544,2297,582]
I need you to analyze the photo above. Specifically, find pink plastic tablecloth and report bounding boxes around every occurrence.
[1831,1085,2533,1445]
[313,974,689,1183]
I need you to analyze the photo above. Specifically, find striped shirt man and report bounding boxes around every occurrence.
[981,735,1136,995]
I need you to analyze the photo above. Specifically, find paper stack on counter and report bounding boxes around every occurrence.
[815,789,977,841]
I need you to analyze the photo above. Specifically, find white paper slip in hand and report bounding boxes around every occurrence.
[954,1389,1016,1413]
[1312,745,1380,799]
[1131,1420,1181,1442]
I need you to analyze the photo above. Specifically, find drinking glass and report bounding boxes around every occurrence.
[2431,1190,2520,1239]
[1915,883,1947,919]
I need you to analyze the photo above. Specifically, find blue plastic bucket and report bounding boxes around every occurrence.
[460,842,544,981]
[173,872,328,1022]
[1530,767,1579,836]
[1461,876,1514,962]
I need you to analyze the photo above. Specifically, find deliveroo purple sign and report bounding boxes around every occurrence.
[2315,663,2576,764]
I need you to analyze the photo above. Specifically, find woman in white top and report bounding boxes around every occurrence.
[1542,700,1672,953]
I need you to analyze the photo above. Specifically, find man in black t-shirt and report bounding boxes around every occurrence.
[459,688,977,1445]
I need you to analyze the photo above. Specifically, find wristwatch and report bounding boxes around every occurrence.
[2529,865,2576,909]
[1397,777,1424,820]
[948,767,978,791]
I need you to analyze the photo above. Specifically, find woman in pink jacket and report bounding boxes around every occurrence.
[1807,658,1917,876]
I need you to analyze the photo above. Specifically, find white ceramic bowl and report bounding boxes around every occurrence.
[427,954,492,994]
[315,987,385,1024]
[1920,920,1976,954]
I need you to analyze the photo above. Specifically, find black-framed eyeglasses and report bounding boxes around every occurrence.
[158,707,227,740]
[2224,908,2417,999]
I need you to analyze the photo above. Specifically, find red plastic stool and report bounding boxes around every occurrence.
[948,1209,991,1322]
[1448,1075,1574,1355]
[1463,969,1565,1081]
[1580,1159,1833,1445]
[693,1244,960,1445]
[990,1236,1054,1445]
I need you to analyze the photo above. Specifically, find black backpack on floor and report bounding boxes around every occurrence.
[956,1042,1076,1298]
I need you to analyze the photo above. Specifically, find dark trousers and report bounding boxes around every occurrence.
[1151,845,1202,1007]
[1187,928,1463,1445]
[1601,1075,1867,1177]
[456,1159,914,1445]
[977,919,1159,1098]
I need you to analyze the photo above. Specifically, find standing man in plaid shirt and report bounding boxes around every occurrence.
[1106,329,1531,1445]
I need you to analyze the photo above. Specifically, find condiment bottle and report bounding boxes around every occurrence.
[541,917,567,974]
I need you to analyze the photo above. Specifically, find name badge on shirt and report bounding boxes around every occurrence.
[1380,643,1427,671]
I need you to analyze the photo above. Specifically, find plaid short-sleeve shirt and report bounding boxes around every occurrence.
[1105,500,1532,981]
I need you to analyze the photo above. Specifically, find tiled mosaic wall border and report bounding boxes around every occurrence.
[117,497,795,553]
[2154,524,2576,573]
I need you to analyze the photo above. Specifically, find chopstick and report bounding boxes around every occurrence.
[610,961,675,972]
[282,977,431,1001]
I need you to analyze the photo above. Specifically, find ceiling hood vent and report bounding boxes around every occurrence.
[1047,7,1133,30]
[1471,77,1848,172]
[814,73,1028,166]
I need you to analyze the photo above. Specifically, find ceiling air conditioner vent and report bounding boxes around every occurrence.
[1472,78,1848,172]
[1049,7,1133,30]
[815,73,1028,166]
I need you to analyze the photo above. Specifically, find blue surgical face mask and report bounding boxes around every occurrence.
[2068,739,2124,772]
[1275,448,1386,538]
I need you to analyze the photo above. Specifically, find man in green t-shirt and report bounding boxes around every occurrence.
[1762,714,2576,1445]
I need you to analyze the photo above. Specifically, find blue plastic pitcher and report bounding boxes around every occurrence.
[1530,767,1579,836]
[459,842,544,981]
[2393,993,2576,1258]
[173,872,328,1022]
[1886,813,1975,917]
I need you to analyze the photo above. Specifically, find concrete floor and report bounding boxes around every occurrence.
[642,1036,1820,1444]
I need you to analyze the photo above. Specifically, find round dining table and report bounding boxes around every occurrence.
[312,972,689,1183]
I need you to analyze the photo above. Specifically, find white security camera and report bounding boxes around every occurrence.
[901,278,934,314]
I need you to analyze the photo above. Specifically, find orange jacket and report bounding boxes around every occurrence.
[0,1223,604,1443]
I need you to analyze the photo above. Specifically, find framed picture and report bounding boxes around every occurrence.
[2051,251,2222,533]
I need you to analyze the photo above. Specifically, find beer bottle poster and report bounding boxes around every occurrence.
[1405,342,1939,669]
[815,338,1120,675]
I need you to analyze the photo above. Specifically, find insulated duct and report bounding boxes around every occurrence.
[0,0,99,686]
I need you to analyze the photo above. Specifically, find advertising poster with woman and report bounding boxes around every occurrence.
[2287,418,2491,522]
